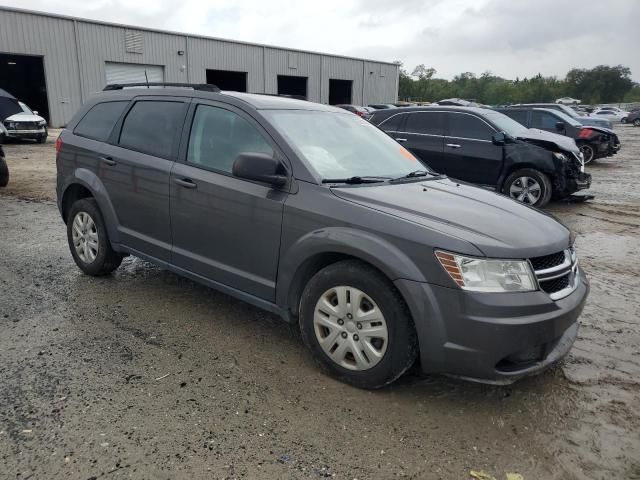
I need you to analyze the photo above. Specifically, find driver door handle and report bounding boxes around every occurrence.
[100,156,117,166]
[395,138,407,143]
[446,143,461,148]
[174,178,197,189]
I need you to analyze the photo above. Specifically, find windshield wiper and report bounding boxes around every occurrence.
[390,170,443,182]
[322,176,390,184]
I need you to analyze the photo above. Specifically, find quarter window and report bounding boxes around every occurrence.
[74,101,128,141]
[404,112,444,135]
[378,113,404,132]
[119,101,185,159]
[187,105,273,173]
[448,113,494,140]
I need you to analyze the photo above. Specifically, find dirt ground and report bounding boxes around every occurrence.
[0,127,639,480]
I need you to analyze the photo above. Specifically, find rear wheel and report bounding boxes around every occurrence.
[579,144,595,164]
[634,119,640,127]
[503,169,552,208]
[299,260,417,389]
[67,198,122,276]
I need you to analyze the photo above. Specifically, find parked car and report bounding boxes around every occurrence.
[368,104,396,110]
[556,97,581,105]
[437,98,480,107]
[513,103,613,129]
[0,123,8,187]
[592,108,629,122]
[56,83,589,388]
[622,110,640,126]
[336,104,369,118]
[2,100,48,143]
[369,106,590,207]
[498,107,617,163]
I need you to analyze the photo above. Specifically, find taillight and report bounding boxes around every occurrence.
[579,128,593,139]
[55,136,63,153]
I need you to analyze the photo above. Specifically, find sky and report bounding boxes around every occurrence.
[2,0,640,81]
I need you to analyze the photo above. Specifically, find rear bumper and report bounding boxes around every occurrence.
[395,267,589,384]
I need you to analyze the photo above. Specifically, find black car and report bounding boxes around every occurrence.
[497,107,615,164]
[369,106,590,207]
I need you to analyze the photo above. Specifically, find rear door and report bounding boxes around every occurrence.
[399,111,445,172]
[100,96,189,261]
[442,112,502,185]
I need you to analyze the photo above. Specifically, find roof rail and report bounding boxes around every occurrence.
[103,82,220,92]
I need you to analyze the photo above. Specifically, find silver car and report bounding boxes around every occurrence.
[3,101,48,143]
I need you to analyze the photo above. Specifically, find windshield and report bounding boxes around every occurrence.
[264,110,426,180]
[483,112,528,136]
[18,102,33,115]
[550,109,582,127]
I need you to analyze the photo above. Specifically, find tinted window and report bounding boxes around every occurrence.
[503,109,528,126]
[531,111,559,129]
[405,112,444,135]
[74,101,128,141]
[448,113,494,140]
[119,101,185,159]
[187,105,273,173]
[377,113,404,132]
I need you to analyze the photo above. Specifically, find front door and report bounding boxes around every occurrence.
[170,102,287,301]
[399,111,446,172]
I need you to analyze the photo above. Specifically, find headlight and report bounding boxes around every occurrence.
[38,120,47,126]
[553,152,567,161]
[435,251,537,293]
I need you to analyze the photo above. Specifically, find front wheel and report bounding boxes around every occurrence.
[503,169,552,208]
[634,119,640,127]
[67,198,123,276]
[579,144,595,164]
[299,260,417,389]
[38,127,48,144]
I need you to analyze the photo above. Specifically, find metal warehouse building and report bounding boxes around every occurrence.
[0,6,399,128]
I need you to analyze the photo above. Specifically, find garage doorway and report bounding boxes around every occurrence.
[206,69,247,92]
[329,79,353,105]
[277,75,307,100]
[0,53,49,122]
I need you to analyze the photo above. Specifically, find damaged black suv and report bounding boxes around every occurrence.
[369,106,591,207]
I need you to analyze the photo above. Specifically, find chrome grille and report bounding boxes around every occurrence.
[531,248,579,300]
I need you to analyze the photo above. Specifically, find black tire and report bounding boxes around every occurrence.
[38,128,48,144]
[621,118,627,124]
[634,119,640,127]
[67,198,123,276]
[299,260,418,389]
[579,144,595,164]
[0,155,8,187]
[502,168,552,208]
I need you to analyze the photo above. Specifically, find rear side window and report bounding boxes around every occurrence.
[119,101,185,159]
[187,104,273,174]
[448,113,494,140]
[531,111,559,129]
[74,101,128,141]
[504,110,528,126]
[405,112,444,135]
[377,113,404,132]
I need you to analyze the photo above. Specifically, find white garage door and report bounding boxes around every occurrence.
[105,62,164,85]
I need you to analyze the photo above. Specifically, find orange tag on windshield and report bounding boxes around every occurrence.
[400,146,417,161]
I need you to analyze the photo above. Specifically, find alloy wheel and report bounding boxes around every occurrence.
[509,176,542,204]
[313,286,388,371]
[580,145,595,164]
[72,211,99,263]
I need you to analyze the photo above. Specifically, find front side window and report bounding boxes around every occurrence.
[119,101,185,159]
[404,112,444,135]
[448,113,494,140]
[265,110,425,179]
[74,101,129,142]
[187,105,273,173]
[531,111,559,129]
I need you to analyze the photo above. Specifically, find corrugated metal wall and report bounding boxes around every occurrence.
[0,7,398,127]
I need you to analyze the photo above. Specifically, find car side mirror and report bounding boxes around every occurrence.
[232,152,287,187]
[492,132,507,145]
[33,111,39,116]
[555,121,565,132]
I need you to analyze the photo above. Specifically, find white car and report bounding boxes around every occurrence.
[3,102,48,143]
[556,97,581,105]
[591,109,629,122]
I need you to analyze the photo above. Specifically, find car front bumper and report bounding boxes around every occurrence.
[395,267,589,384]
[5,127,47,139]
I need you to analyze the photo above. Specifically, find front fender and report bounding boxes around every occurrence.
[276,227,427,313]
[60,168,121,245]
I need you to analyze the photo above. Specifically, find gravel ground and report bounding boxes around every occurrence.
[0,127,639,480]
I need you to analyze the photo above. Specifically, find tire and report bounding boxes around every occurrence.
[0,155,8,187]
[502,168,552,208]
[579,144,595,164]
[621,118,627,124]
[634,119,640,127]
[67,198,123,276]
[299,260,418,389]
[38,128,48,144]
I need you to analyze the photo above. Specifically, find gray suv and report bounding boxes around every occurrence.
[56,83,589,388]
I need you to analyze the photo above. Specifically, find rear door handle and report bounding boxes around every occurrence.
[100,156,117,166]
[174,177,197,189]
[395,138,407,143]
[446,143,461,148]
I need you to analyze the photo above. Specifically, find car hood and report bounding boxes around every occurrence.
[580,124,615,136]
[579,117,611,128]
[4,113,44,122]
[516,128,579,154]
[331,178,570,259]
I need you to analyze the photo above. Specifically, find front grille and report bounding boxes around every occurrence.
[540,274,570,294]
[5,121,40,130]
[530,251,566,271]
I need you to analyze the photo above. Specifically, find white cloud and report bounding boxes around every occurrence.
[2,0,639,80]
